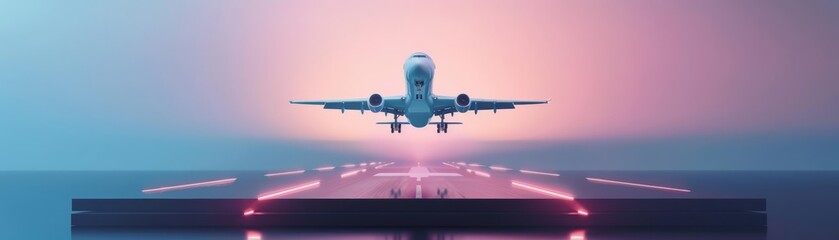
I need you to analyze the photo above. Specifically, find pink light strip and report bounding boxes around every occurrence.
[474,170,491,178]
[468,163,484,167]
[576,210,589,216]
[257,181,321,200]
[341,170,361,178]
[586,177,691,193]
[314,166,335,171]
[142,178,236,194]
[520,169,560,177]
[456,162,466,166]
[342,164,356,168]
[264,170,305,177]
[375,162,394,169]
[511,181,575,200]
[442,162,460,169]
[489,166,511,171]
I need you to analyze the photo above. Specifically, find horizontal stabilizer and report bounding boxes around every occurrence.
[429,122,463,125]
[376,122,411,125]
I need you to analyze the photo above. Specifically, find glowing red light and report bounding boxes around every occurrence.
[519,169,560,177]
[586,177,691,192]
[264,170,305,177]
[243,209,255,216]
[257,181,321,200]
[142,178,236,194]
[511,181,575,200]
[569,230,586,239]
[246,230,262,240]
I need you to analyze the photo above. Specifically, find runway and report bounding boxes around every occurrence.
[68,162,772,239]
[134,162,699,200]
[4,167,834,239]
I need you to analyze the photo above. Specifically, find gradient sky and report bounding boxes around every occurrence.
[1,0,838,170]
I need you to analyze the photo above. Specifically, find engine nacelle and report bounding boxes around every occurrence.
[455,93,471,113]
[368,93,384,113]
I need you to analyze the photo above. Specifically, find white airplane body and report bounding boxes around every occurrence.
[290,53,548,133]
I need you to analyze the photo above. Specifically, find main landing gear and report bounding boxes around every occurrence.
[436,115,449,134]
[390,114,402,133]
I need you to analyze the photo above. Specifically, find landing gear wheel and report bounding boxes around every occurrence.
[397,124,402,133]
[436,125,441,133]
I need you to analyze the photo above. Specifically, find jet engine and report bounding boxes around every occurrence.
[455,93,471,113]
[368,93,384,113]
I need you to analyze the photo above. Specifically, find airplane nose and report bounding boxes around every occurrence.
[405,61,433,79]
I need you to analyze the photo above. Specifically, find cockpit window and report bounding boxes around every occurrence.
[412,54,427,58]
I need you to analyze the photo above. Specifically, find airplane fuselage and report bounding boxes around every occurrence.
[289,52,549,133]
[403,53,436,127]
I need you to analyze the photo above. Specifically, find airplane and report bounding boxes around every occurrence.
[290,52,549,133]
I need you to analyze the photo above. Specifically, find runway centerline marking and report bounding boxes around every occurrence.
[142,178,236,194]
[586,177,691,193]
[375,166,461,181]
[415,185,422,199]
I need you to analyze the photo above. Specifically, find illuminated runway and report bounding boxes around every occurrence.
[70,162,769,239]
[5,166,830,239]
[62,162,792,239]
[135,162,701,201]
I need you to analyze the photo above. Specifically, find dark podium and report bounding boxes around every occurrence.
[72,198,766,228]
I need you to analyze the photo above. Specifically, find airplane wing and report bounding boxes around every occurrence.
[432,95,549,115]
[290,96,406,115]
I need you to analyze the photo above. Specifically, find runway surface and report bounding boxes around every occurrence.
[132,162,699,201]
[3,164,838,239]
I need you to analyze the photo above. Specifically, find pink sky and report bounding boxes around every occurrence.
[2,0,838,168]
[165,0,833,160]
[208,1,838,139]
